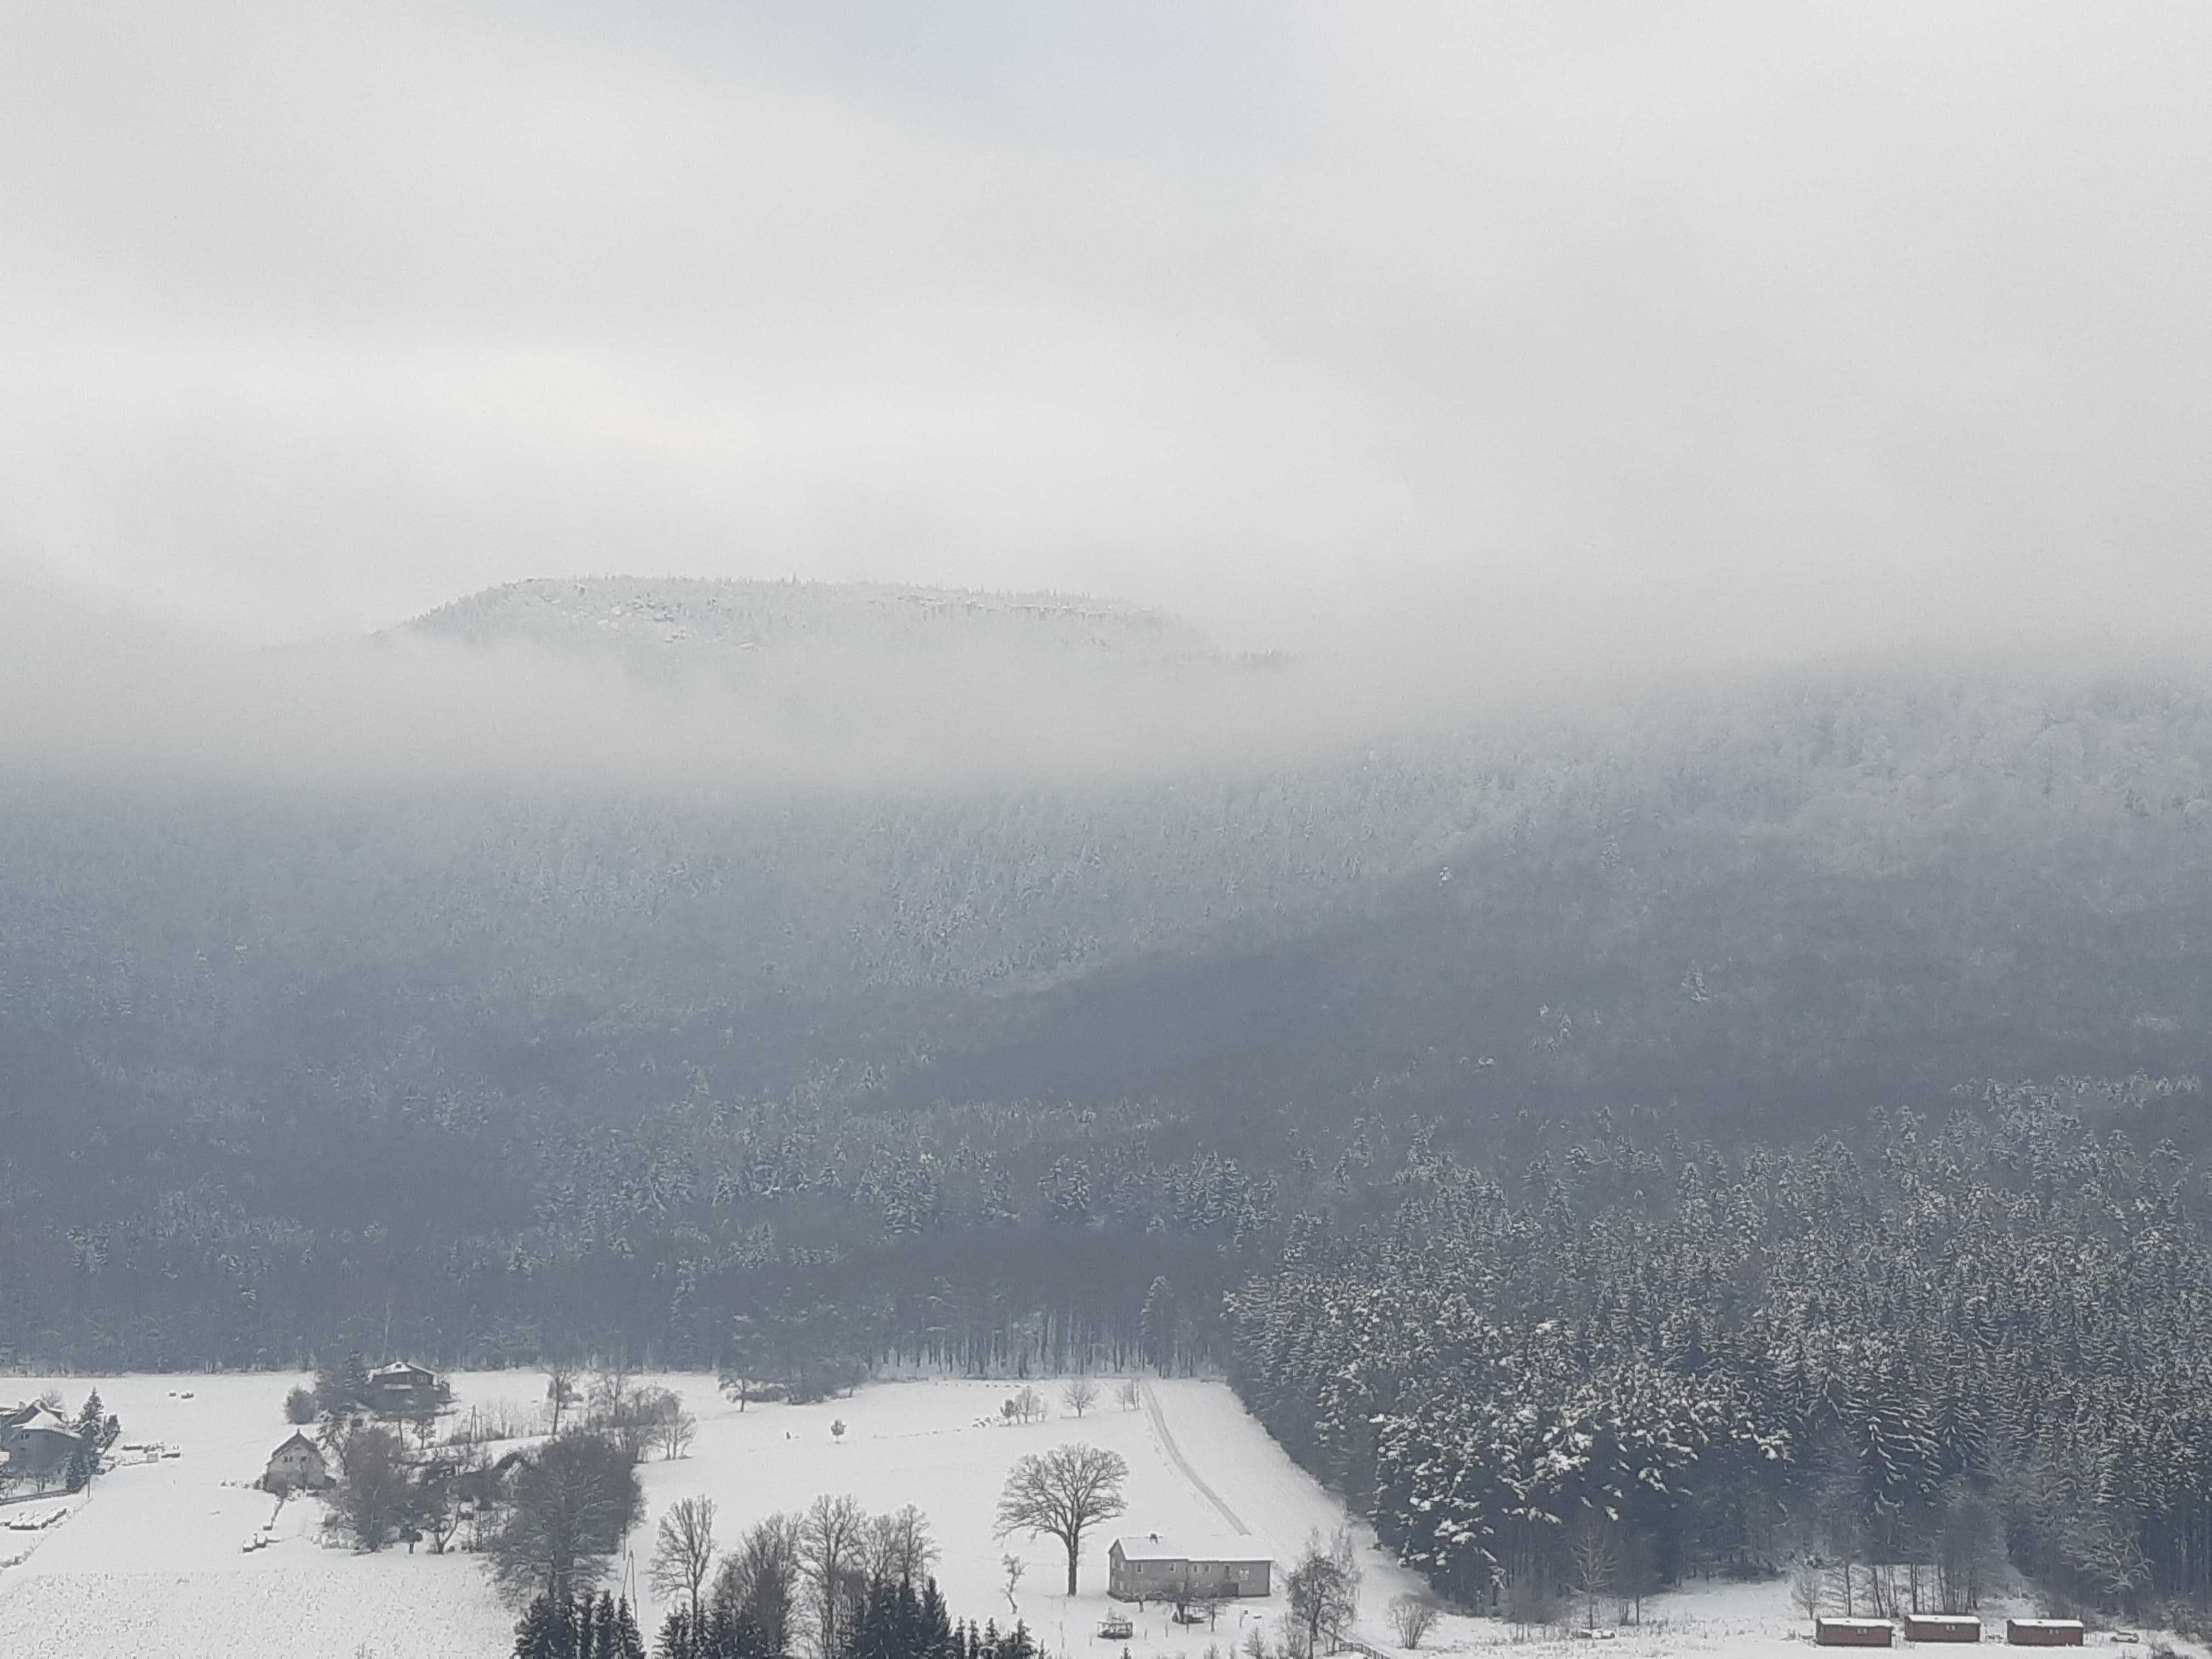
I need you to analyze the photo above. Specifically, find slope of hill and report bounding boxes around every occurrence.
[5,575,2212,1370]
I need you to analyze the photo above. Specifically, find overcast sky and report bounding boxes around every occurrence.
[4,1,2209,664]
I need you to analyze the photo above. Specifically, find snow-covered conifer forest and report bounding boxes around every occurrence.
[9,580,2212,1638]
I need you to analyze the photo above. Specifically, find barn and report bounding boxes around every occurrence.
[262,1431,331,1492]
[367,1361,443,1414]
[1904,1615,1983,1643]
[2005,1621,2085,1647]
[1815,1617,1895,1647]
[1108,1534,1272,1601]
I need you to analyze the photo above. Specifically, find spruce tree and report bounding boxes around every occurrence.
[656,1607,697,1659]
[613,1598,646,1659]
[515,1593,579,1659]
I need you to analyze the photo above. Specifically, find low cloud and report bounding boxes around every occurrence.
[3,3,2209,668]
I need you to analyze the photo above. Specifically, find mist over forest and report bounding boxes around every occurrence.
[9,4,2212,1637]
[7,574,2212,1380]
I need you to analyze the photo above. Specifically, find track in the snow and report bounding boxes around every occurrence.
[1141,1381,1249,1537]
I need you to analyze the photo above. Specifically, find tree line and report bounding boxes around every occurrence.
[1231,1082,2212,1621]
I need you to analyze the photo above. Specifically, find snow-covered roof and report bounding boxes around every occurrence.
[370,1361,435,1380]
[1,1404,72,1434]
[1112,1534,1267,1565]
[270,1432,321,1458]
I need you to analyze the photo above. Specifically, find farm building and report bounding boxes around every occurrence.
[1815,1617,1895,1647]
[367,1362,444,1414]
[1903,1616,1983,1643]
[2006,1621,2084,1647]
[1108,1534,1272,1601]
[0,1403,86,1485]
[262,1431,331,1492]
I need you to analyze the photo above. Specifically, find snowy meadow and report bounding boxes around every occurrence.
[0,1373,1423,1659]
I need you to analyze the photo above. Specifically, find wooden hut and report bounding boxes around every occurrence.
[1904,1616,1983,1643]
[1817,1618,1897,1647]
[2005,1621,2084,1647]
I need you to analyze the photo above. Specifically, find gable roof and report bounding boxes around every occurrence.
[370,1361,436,1381]
[271,1432,323,1459]
[0,1404,77,1442]
[1113,1534,1266,1565]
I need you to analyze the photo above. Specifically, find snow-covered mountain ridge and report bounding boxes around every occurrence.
[400,576,1219,668]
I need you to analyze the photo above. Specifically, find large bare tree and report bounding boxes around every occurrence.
[1286,1528,1361,1658]
[995,1443,1130,1595]
[713,1512,803,1656]
[798,1493,869,1657]
[324,1424,414,1552]
[489,1431,644,1605]
[650,1494,719,1624]
[864,1504,940,1586]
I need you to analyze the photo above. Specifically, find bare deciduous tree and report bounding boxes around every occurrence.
[421,1439,482,1554]
[713,1512,803,1656]
[1389,1592,1441,1649]
[995,1442,1131,1595]
[324,1424,415,1553]
[544,1365,578,1435]
[1002,1551,1027,1612]
[865,1504,940,1586]
[1793,1561,1826,1626]
[1286,1528,1362,1658]
[1062,1379,1100,1418]
[1118,1378,1143,1412]
[651,1495,719,1624]
[1568,1514,1617,1630]
[798,1493,869,1658]
[488,1431,644,1605]
[659,1404,697,1461]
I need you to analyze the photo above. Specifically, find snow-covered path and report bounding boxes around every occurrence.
[1140,1381,1250,1537]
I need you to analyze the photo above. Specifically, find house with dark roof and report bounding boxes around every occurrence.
[367,1361,444,1415]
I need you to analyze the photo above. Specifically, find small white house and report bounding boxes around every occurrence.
[263,1431,331,1492]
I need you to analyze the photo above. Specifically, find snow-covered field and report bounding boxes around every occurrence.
[8,1370,2188,1659]
[0,1371,1429,1659]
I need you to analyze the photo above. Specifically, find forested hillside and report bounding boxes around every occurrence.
[1235,1081,2212,1616]
[3,582,2212,1383]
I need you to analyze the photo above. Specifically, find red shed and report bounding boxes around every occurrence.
[1818,1618,1896,1647]
[2005,1622,2084,1647]
[1904,1616,1983,1643]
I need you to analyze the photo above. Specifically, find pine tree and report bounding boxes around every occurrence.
[515,1592,580,1659]
[657,1607,699,1659]
[611,1597,647,1659]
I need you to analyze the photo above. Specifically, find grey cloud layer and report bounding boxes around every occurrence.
[3,2,2209,663]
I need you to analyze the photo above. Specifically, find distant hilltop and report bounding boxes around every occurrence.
[399,575,1219,666]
